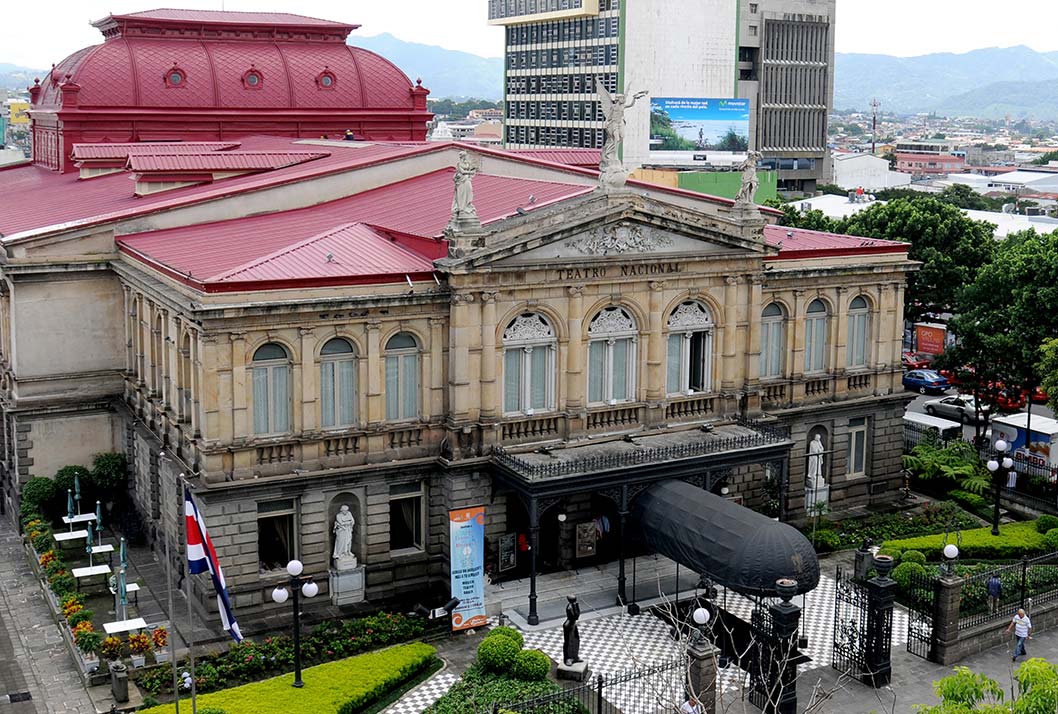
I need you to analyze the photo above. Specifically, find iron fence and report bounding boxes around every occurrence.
[832,566,869,678]
[493,656,687,714]
[906,569,936,661]
[494,418,790,480]
[979,444,1058,508]
[959,551,1058,631]
[903,421,963,452]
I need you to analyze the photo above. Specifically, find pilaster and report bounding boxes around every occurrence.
[229,332,248,439]
[646,281,666,403]
[721,276,739,389]
[365,321,382,425]
[299,327,318,432]
[565,287,585,411]
[479,292,498,420]
[449,293,474,421]
[429,317,446,419]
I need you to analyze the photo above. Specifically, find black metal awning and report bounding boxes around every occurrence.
[632,479,819,597]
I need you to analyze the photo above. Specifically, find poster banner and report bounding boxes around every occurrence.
[449,507,487,631]
[915,323,947,355]
[649,97,750,162]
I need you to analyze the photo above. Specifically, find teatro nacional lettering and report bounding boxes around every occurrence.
[556,262,682,282]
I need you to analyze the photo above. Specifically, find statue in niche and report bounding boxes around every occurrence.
[806,434,827,491]
[332,505,357,568]
[735,150,763,204]
[563,595,582,665]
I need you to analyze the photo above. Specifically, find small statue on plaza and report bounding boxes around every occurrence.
[596,78,648,190]
[448,150,480,230]
[562,595,582,665]
[806,433,826,491]
[735,150,763,204]
[332,505,356,568]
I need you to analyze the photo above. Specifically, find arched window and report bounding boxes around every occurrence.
[666,301,714,395]
[252,343,291,435]
[502,314,556,414]
[384,333,419,421]
[760,302,786,379]
[587,307,637,404]
[320,338,357,428]
[804,299,829,373]
[847,296,870,368]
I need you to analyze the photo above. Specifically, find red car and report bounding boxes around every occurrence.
[938,368,965,388]
[1024,386,1050,405]
[984,383,1027,412]
[902,352,932,370]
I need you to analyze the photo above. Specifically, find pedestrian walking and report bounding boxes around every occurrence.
[987,574,1002,614]
[1005,608,1032,661]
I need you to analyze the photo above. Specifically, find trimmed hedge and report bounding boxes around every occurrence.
[477,636,519,673]
[882,521,1049,561]
[900,550,927,565]
[486,626,525,649]
[140,643,437,714]
[511,650,550,681]
[425,665,577,714]
[1038,515,1058,534]
[1046,529,1058,552]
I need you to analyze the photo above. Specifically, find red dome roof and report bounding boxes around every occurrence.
[37,41,415,112]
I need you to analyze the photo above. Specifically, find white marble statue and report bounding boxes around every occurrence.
[450,150,479,221]
[596,78,648,190]
[735,150,763,204]
[806,434,826,490]
[332,505,357,568]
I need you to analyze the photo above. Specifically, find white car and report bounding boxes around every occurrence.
[923,395,990,424]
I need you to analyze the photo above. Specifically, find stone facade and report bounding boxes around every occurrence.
[0,145,915,629]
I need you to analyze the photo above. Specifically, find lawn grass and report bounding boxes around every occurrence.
[140,643,437,714]
[882,521,1048,561]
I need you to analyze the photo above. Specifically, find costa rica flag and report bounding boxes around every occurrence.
[185,488,243,643]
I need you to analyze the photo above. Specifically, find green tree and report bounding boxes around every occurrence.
[815,183,847,196]
[903,436,990,495]
[918,659,1058,714]
[1032,150,1058,166]
[1040,339,1058,414]
[835,198,996,323]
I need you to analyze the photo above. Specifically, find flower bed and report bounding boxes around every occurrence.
[881,520,1049,561]
[139,643,438,714]
[803,500,979,552]
[136,612,426,695]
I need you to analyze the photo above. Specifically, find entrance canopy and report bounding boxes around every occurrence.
[632,480,819,598]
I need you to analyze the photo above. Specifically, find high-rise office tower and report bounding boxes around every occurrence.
[489,0,835,193]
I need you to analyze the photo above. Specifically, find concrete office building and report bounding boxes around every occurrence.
[491,0,835,193]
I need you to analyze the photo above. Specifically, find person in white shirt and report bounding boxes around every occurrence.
[1005,608,1032,661]
[679,695,703,714]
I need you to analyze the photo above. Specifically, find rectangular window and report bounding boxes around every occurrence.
[258,499,296,573]
[321,360,357,428]
[504,349,521,413]
[761,321,785,378]
[385,353,419,421]
[389,482,424,553]
[805,317,827,373]
[666,333,682,394]
[847,314,869,368]
[588,340,605,403]
[847,417,868,477]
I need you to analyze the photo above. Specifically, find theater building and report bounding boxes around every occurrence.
[0,9,914,629]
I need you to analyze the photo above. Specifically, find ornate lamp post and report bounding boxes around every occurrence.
[942,544,960,577]
[271,559,319,688]
[986,439,1014,537]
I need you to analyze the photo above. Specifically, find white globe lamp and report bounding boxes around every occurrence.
[271,586,289,604]
[301,581,319,598]
[943,544,959,560]
[286,559,304,577]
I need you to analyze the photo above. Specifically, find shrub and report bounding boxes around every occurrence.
[151,627,168,649]
[62,593,85,609]
[901,550,927,565]
[883,522,1049,561]
[91,453,128,492]
[73,620,95,637]
[75,630,102,657]
[486,626,525,649]
[67,609,94,629]
[100,636,124,660]
[892,562,927,592]
[49,573,75,598]
[138,643,438,714]
[426,665,575,714]
[45,559,67,578]
[811,528,843,552]
[1045,528,1058,552]
[1038,515,1058,534]
[31,532,52,553]
[477,635,520,673]
[39,550,58,568]
[54,465,91,494]
[511,649,551,681]
[21,477,56,509]
[129,632,152,655]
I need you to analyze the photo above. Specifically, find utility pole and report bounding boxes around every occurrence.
[870,98,880,155]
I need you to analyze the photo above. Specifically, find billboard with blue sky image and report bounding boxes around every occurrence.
[649,97,750,159]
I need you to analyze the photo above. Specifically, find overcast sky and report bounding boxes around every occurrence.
[3,0,1057,69]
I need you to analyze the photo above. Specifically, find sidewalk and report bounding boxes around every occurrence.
[0,519,94,714]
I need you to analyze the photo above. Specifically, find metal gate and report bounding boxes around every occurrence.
[748,604,776,712]
[832,566,868,677]
[906,570,936,660]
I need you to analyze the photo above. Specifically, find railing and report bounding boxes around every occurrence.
[904,422,964,452]
[256,443,295,465]
[761,383,787,407]
[323,435,360,457]
[804,378,830,397]
[959,552,1058,631]
[586,405,639,432]
[847,374,872,392]
[494,417,790,480]
[665,395,716,421]
[387,427,423,450]
[500,415,562,442]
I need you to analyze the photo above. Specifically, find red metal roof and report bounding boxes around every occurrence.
[507,149,602,167]
[127,151,328,173]
[104,9,355,28]
[763,224,909,259]
[117,169,594,291]
[73,142,241,161]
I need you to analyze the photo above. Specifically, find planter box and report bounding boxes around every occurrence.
[155,649,171,663]
[81,655,100,675]
[130,655,146,668]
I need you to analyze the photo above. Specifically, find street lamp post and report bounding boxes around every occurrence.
[271,559,319,688]
[986,439,1015,537]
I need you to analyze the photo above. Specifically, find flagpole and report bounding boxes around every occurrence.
[166,535,179,714]
[181,477,198,714]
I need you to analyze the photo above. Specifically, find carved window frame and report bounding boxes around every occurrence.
[320,338,358,429]
[846,295,870,369]
[502,313,557,416]
[666,301,715,396]
[760,302,787,380]
[587,307,638,406]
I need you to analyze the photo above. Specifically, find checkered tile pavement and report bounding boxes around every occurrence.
[384,671,459,714]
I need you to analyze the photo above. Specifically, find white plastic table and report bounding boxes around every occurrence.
[103,617,147,635]
[108,582,141,606]
[62,513,97,532]
[72,564,111,591]
[53,530,87,545]
[90,543,114,564]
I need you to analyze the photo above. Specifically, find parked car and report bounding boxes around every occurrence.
[983,383,1027,412]
[903,370,950,394]
[902,352,932,370]
[938,366,973,388]
[924,395,990,424]
[1024,386,1050,405]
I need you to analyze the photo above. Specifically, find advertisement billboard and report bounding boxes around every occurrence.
[449,507,487,631]
[915,323,947,355]
[648,97,750,163]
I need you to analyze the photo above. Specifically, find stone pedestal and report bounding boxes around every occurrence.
[557,661,590,682]
[688,638,719,714]
[329,564,365,607]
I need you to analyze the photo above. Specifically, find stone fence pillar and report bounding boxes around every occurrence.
[865,571,897,686]
[687,639,718,714]
[933,575,964,665]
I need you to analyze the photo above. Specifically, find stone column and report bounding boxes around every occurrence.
[449,294,474,421]
[933,575,964,665]
[429,317,446,420]
[198,332,217,442]
[143,302,157,395]
[873,284,889,370]
[834,287,849,378]
[122,286,133,374]
[646,281,666,402]
[479,291,498,420]
[790,290,806,380]
[687,639,719,714]
[747,276,764,384]
[767,593,802,714]
[565,287,585,412]
[365,322,382,425]
[230,332,248,439]
[721,276,739,390]
[163,311,178,410]
[300,328,318,432]
[865,571,897,687]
